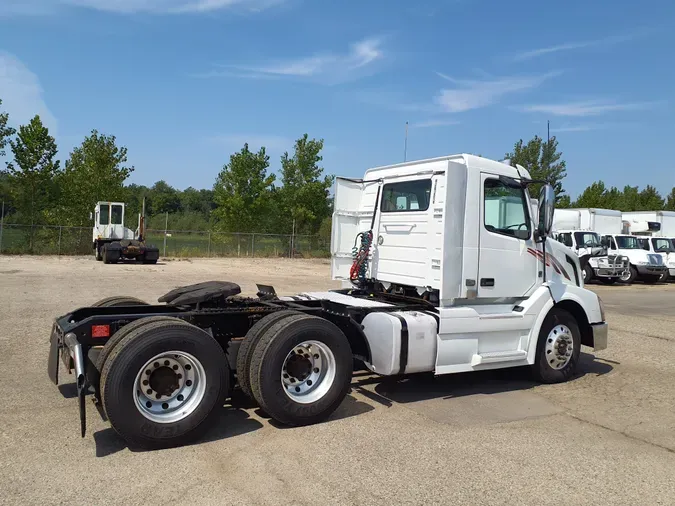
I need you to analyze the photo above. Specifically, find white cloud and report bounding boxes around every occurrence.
[549,122,637,133]
[0,0,283,16]
[513,34,634,61]
[207,37,386,84]
[434,71,560,113]
[0,51,57,135]
[410,119,460,129]
[520,100,657,117]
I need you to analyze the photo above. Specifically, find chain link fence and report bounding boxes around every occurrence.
[0,224,330,259]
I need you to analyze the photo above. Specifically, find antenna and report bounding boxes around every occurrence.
[404,121,408,162]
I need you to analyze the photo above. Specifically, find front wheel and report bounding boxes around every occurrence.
[249,314,353,427]
[100,320,230,449]
[619,265,637,284]
[582,265,593,284]
[532,308,581,384]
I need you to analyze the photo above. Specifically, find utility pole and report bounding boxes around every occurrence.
[404,121,408,162]
[547,120,550,143]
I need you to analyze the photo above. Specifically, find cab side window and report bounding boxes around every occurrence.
[381,179,432,212]
[559,233,573,248]
[483,178,531,240]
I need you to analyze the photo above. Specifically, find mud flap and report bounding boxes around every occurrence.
[47,325,60,385]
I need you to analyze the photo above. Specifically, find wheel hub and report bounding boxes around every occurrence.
[544,325,574,370]
[281,341,337,404]
[133,351,206,424]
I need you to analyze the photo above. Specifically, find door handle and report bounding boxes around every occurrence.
[480,278,495,287]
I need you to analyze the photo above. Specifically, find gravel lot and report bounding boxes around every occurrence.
[1,256,674,506]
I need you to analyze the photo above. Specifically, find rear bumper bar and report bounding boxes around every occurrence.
[48,322,88,437]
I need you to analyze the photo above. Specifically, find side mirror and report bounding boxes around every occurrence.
[537,184,555,238]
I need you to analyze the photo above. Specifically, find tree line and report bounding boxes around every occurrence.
[2,95,674,247]
[0,97,333,241]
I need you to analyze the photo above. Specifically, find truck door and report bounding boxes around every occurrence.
[375,176,434,289]
[477,173,538,298]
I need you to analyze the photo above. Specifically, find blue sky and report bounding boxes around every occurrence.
[1,0,674,200]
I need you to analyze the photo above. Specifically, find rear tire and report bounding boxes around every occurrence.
[93,316,188,408]
[532,308,580,384]
[95,244,103,261]
[101,320,229,449]
[91,296,149,307]
[249,314,353,427]
[235,310,303,400]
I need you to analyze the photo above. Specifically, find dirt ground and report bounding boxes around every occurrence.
[1,256,674,506]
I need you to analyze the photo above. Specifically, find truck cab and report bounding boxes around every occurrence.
[331,154,607,376]
[637,236,675,280]
[552,229,628,284]
[600,233,667,284]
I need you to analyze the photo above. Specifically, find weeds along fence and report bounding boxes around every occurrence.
[0,224,330,259]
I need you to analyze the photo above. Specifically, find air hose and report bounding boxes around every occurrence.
[350,230,373,285]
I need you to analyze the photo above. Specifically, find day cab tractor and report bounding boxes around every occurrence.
[48,154,608,449]
[92,200,159,264]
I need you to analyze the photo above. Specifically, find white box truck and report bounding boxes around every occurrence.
[561,208,667,283]
[552,208,628,284]
[622,211,675,280]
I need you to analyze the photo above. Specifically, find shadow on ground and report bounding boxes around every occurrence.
[351,352,613,408]
[93,405,263,458]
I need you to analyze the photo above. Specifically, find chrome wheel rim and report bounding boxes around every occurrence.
[545,325,574,370]
[619,270,631,282]
[133,351,206,423]
[281,340,336,404]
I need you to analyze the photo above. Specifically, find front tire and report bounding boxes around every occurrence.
[620,265,638,284]
[249,314,353,427]
[532,308,581,384]
[582,265,593,284]
[100,320,229,449]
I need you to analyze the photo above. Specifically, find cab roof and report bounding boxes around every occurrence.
[362,153,531,181]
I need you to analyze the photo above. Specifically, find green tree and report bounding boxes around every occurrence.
[620,185,640,212]
[573,181,607,208]
[637,185,664,211]
[5,116,61,239]
[505,135,567,203]
[278,134,334,234]
[0,98,15,158]
[59,130,134,226]
[665,188,675,211]
[149,180,181,214]
[212,143,276,233]
[556,194,571,209]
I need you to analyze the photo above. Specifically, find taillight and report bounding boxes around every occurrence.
[92,324,110,338]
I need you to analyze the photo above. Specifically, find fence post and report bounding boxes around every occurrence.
[0,200,4,254]
[58,226,62,255]
[208,231,211,257]
[290,219,295,258]
[252,234,255,258]
[163,212,168,257]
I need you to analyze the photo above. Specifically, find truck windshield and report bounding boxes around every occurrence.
[573,232,600,247]
[111,204,123,225]
[99,204,109,225]
[615,236,641,249]
[652,238,675,252]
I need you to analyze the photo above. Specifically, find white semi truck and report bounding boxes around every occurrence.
[622,211,675,280]
[551,208,629,284]
[48,154,608,449]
